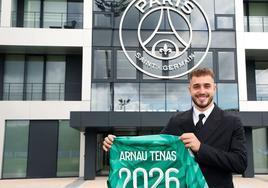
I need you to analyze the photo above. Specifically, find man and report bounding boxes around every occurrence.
[103,68,247,188]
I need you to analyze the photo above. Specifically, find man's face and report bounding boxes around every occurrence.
[189,75,216,111]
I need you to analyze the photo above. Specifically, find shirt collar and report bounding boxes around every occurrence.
[193,103,215,124]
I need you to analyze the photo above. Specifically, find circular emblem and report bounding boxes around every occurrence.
[119,0,211,79]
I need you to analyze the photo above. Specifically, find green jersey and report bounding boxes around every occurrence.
[107,134,208,188]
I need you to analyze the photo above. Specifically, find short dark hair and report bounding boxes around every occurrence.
[189,68,215,80]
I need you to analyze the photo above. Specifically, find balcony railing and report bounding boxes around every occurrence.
[244,16,268,32]
[12,11,83,29]
[257,84,268,101]
[3,83,66,101]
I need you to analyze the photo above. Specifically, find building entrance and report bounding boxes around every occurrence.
[95,127,162,176]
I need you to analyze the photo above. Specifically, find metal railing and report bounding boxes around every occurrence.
[12,11,83,29]
[3,83,65,101]
[244,16,268,32]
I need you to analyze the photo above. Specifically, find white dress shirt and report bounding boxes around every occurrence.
[193,103,215,126]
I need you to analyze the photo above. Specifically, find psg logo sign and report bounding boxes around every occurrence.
[119,0,211,79]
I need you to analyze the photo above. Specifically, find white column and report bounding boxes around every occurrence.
[79,132,85,177]
[235,0,248,102]
[1,0,12,27]
[83,0,92,29]
[81,0,92,101]
[81,46,92,101]
[0,118,6,179]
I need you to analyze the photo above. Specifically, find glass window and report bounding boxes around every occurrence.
[67,0,83,28]
[2,120,29,178]
[11,0,17,26]
[94,13,112,27]
[197,0,215,30]
[140,83,165,111]
[248,3,268,32]
[57,120,80,176]
[114,6,139,29]
[142,51,162,80]
[193,51,213,70]
[253,128,268,173]
[91,83,111,111]
[217,83,238,111]
[218,52,235,80]
[114,83,139,111]
[93,49,112,79]
[26,56,44,100]
[166,83,191,112]
[192,31,210,48]
[249,3,268,16]
[24,0,41,28]
[216,16,234,30]
[210,32,235,48]
[168,52,188,80]
[93,30,113,46]
[116,50,136,79]
[255,61,268,101]
[44,0,67,28]
[46,56,66,100]
[167,10,189,30]
[139,10,164,30]
[3,55,25,100]
[215,0,234,14]
[190,4,210,30]
[114,30,139,47]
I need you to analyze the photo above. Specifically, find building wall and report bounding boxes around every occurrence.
[0,0,92,178]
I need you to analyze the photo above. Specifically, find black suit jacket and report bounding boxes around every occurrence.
[161,105,247,188]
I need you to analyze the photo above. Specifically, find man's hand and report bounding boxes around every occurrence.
[180,133,201,152]
[103,134,116,152]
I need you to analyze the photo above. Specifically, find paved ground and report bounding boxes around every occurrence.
[0,175,267,188]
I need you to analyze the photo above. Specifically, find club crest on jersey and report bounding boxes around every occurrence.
[119,0,211,79]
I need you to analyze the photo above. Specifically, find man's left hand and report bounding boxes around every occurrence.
[180,133,201,152]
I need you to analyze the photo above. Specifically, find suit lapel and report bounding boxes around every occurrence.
[196,105,222,142]
[180,108,196,133]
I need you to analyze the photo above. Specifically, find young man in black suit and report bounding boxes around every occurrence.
[103,68,247,188]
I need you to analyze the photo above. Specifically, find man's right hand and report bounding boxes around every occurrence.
[103,134,116,152]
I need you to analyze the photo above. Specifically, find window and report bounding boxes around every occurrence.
[216,15,234,30]
[3,55,25,100]
[57,120,80,176]
[116,50,136,79]
[215,0,234,14]
[140,83,165,111]
[13,0,82,28]
[197,0,215,30]
[2,121,29,178]
[253,128,268,173]
[114,83,139,111]
[67,0,83,28]
[217,83,238,110]
[218,51,236,80]
[26,56,44,100]
[245,2,268,32]
[45,56,66,100]
[255,61,268,101]
[166,83,191,112]
[24,0,41,27]
[194,51,213,70]
[91,83,111,111]
[3,54,66,101]
[93,50,112,79]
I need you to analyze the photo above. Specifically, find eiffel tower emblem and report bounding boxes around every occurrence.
[138,7,192,60]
